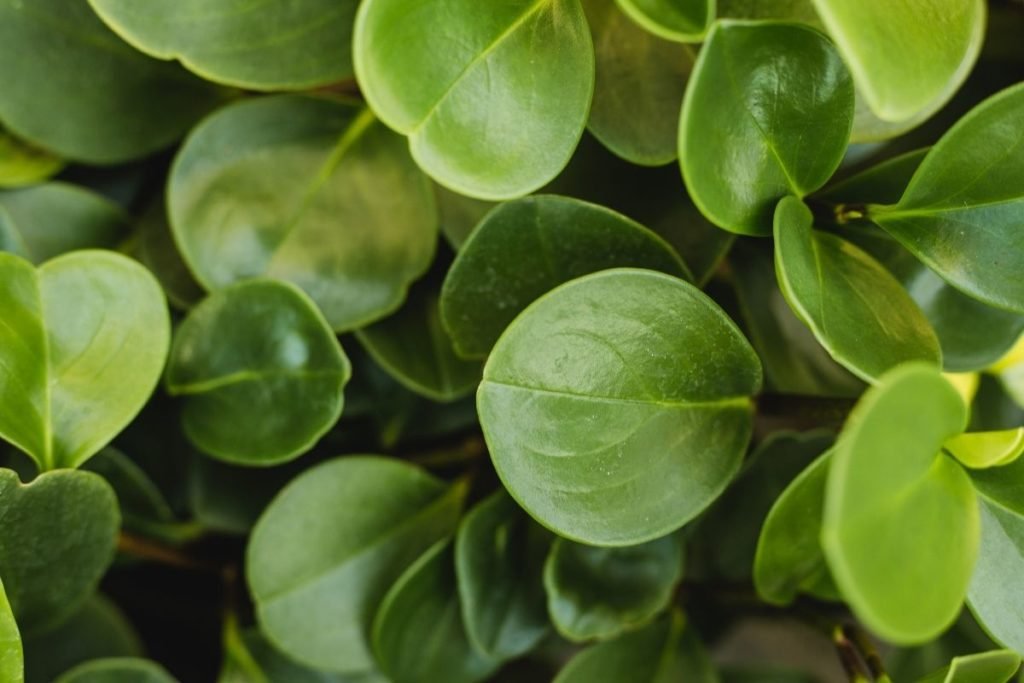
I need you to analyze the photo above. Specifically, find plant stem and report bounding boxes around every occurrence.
[117,531,223,574]
[844,623,892,682]
[832,625,873,682]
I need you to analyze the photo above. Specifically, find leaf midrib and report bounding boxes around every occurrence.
[480,379,751,410]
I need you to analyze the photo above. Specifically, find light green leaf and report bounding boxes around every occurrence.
[54,658,177,683]
[774,196,941,382]
[614,0,711,41]
[583,0,693,166]
[552,611,717,683]
[87,0,357,90]
[0,0,224,164]
[809,0,984,122]
[0,183,129,264]
[441,195,691,359]
[544,534,683,642]
[946,430,1024,470]
[166,279,350,466]
[372,540,498,683]
[247,456,466,672]
[0,469,119,636]
[0,577,22,683]
[0,129,63,188]
[479,268,761,546]
[454,491,550,661]
[353,0,595,200]
[169,95,437,332]
[679,20,854,235]
[916,650,1021,683]
[870,83,1024,313]
[0,250,170,470]
[822,364,977,644]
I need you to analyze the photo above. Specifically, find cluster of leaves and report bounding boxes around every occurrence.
[3,0,1024,681]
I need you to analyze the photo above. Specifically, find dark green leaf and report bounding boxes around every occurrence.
[134,200,203,311]
[54,658,177,683]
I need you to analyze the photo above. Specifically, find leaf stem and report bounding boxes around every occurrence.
[117,530,223,574]
[832,625,873,682]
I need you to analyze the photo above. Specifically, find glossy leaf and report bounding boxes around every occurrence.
[54,658,177,683]
[455,491,550,661]
[946,430,1024,470]
[87,0,358,90]
[614,0,712,42]
[353,0,595,199]
[0,0,224,164]
[810,0,984,122]
[870,84,1024,313]
[169,95,437,331]
[167,279,351,466]
[372,540,498,683]
[479,268,761,546]
[247,456,466,672]
[584,0,694,166]
[0,251,169,470]
[0,129,63,188]
[0,183,129,264]
[441,195,691,358]
[544,534,683,641]
[552,611,717,683]
[822,364,977,644]
[679,20,854,235]
[774,196,941,382]
[0,469,119,636]
[0,577,22,683]
[916,650,1021,683]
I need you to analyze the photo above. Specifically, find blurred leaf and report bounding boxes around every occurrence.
[0,129,63,188]
[0,576,22,683]
[54,658,177,683]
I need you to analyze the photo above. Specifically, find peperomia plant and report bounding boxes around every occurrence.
[3,0,1024,681]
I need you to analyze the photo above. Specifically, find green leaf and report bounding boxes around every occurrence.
[247,456,466,672]
[583,0,693,166]
[552,611,717,683]
[870,84,1024,313]
[134,200,203,311]
[916,650,1021,683]
[441,195,691,359]
[83,447,175,531]
[86,0,358,90]
[0,469,119,636]
[0,0,224,164]
[169,95,437,332]
[0,577,22,683]
[822,364,977,644]
[454,491,550,661]
[372,540,498,683]
[0,250,170,470]
[0,183,129,264]
[353,0,595,200]
[0,129,63,188]
[166,279,351,466]
[478,268,761,546]
[435,185,494,250]
[946,430,1024,470]
[356,276,481,402]
[54,658,177,683]
[754,450,838,605]
[679,20,854,235]
[544,534,683,641]
[614,0,712,41]
[809,0,984,122]
[773,196,941,382]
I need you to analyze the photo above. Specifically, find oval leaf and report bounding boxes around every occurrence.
[167,280,351,466]
[614,0,712,42]
[917,650,1021,683]
[0,577,22,683]
[169,95,437,332]
[478,268,761,546]
[54,658,176,683]
[246,456,466,672]
[0,251,170,470]
[441,195,691,358]
[679,21,854,235]
[354,0,595,199]
[946,430,1024,470]
[774,196,941,382]
[822,364,977,644]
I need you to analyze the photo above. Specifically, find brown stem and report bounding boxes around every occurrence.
[832,625,872,682]
[844,623,889,681]
[117,531,223,574]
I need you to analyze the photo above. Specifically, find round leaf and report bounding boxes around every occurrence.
[946,430,1024,470]
[544,534,683,641]
[478,268,761,546]
[679,20,854,235]
[0,577,22,683]
[353,0,595,200]
[169,95,437,332]
[166,279,351,466]
[822,364,978,644]
[0,251,170,470]
[774,196,941,382]
[917,650,1022,683]
[54,658,176,683]
[87,0,358,90]
[246,456,466,672]
[614,0,712,42]
[441,195,691,359]
[0,129,63,188]
[0,0,224,164]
